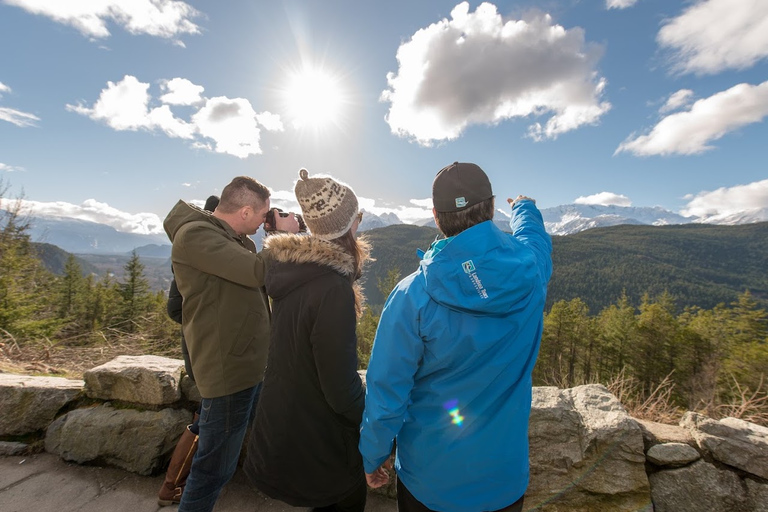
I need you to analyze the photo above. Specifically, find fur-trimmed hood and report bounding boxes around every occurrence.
[264,234,365,315]
[264,233,356,277]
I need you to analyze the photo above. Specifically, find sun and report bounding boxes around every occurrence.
[282,65,345,131]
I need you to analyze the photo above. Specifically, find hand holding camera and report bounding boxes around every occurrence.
[264,208,308,235]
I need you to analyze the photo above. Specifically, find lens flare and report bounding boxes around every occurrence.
[443,399,464,427]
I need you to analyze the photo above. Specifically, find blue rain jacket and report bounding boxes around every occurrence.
[359,200,552,512]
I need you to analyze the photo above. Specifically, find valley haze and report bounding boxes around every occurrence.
[14,201,768,256]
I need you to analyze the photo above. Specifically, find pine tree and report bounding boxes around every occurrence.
[0,183,59,340]
[56,255,87,319]
[596,292,638,379]
[118,251,152,333]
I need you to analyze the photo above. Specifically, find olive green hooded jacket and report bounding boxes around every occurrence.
[163,200,271,399]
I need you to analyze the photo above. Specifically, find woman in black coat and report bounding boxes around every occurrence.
[244,169,369,512]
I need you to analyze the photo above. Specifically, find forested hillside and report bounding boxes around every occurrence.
[33,242,99,276]
[549,221,768,313]
[361,222,768,312]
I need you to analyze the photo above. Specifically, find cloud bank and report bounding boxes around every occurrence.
[0,162,25,172]
[574,192,632,206]
[616,80,768,156]
[67,75,283,158]
[681,179,768,219]
[3,0,201,45]
[658,0,768,75]
[19,198,164,235]
[382,1,610,145]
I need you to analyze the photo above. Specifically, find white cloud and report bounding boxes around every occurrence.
[182,182,191,187]
[256,111,284,132]
[574,192,632,206]
[658,0,768,75]
[0,162,25,172]
[67,75,154,131]
[659,89,694,113]
[159,77,204,105]
[3,0,201,44]
[616,80,768,156]
[381,1,610,145]
[409,198,433,208]
[68,75,281,158]
[0,106,40,127]
[0,81,10,96]
[606,0,639,9]
[681,179,768,218]
[20,198,164,234]
[192,97,262,158]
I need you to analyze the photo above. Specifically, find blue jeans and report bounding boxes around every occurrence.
[178,383,261,512]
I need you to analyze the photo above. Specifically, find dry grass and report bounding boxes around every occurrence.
[607,369,683,425]
[701,374,768,426]
[0,330,181,379]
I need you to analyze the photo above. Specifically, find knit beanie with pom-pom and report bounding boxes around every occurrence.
[294,168,359,240]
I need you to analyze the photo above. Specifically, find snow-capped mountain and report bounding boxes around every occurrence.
[539,204,694,235]
[23,215,170,254]
[11,203,766,256]
[357,209,403,231]
[695,207,768,226]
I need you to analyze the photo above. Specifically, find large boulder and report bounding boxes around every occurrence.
[84,355,184,406]
[680,412,768,480]
[0,374,83,436]
[45,404,191,475]
[527,384,651,511]
[650,460,755,512]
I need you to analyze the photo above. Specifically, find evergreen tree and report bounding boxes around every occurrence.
[633,292,679,396]
[357,267,401,369]
[537,298,592,387]
[0,184,59,340]
[85,273,121,332]
[56,255,87,319]
[596,292,638,379]
[118,251,152,333]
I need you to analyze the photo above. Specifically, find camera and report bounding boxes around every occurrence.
[264,208,307,234]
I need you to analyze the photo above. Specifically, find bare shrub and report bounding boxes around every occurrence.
[607,368,682,424]
[699,374,768,427]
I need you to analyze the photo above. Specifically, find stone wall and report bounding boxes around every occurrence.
[1,356,766,511]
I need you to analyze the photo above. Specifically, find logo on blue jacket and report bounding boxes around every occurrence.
[462,260,476,273]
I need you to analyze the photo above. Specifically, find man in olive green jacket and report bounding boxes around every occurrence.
[163,176,298,512]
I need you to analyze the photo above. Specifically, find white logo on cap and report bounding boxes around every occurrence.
[455,197,467,208]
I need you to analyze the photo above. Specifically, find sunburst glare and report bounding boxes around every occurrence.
[281,64,346,132]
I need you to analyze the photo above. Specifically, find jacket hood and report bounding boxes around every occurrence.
[419,220,540,316]
[264,234,364,311]
[163,200,232,242]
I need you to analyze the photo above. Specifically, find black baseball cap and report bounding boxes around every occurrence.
[432,162,494,213]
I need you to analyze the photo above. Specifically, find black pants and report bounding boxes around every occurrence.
[397,478,524,512]
[312,478,367,512]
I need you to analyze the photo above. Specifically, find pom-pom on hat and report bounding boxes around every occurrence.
[432,162,494,212]
[294,168,359,240]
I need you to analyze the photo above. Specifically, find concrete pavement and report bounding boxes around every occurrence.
[0,453,397,512]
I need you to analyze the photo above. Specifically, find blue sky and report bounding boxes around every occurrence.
[1,0,767,234]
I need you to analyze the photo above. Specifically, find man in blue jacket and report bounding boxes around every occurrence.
[359,162,553,512]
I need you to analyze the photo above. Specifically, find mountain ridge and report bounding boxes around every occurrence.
[13,202,768,257]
